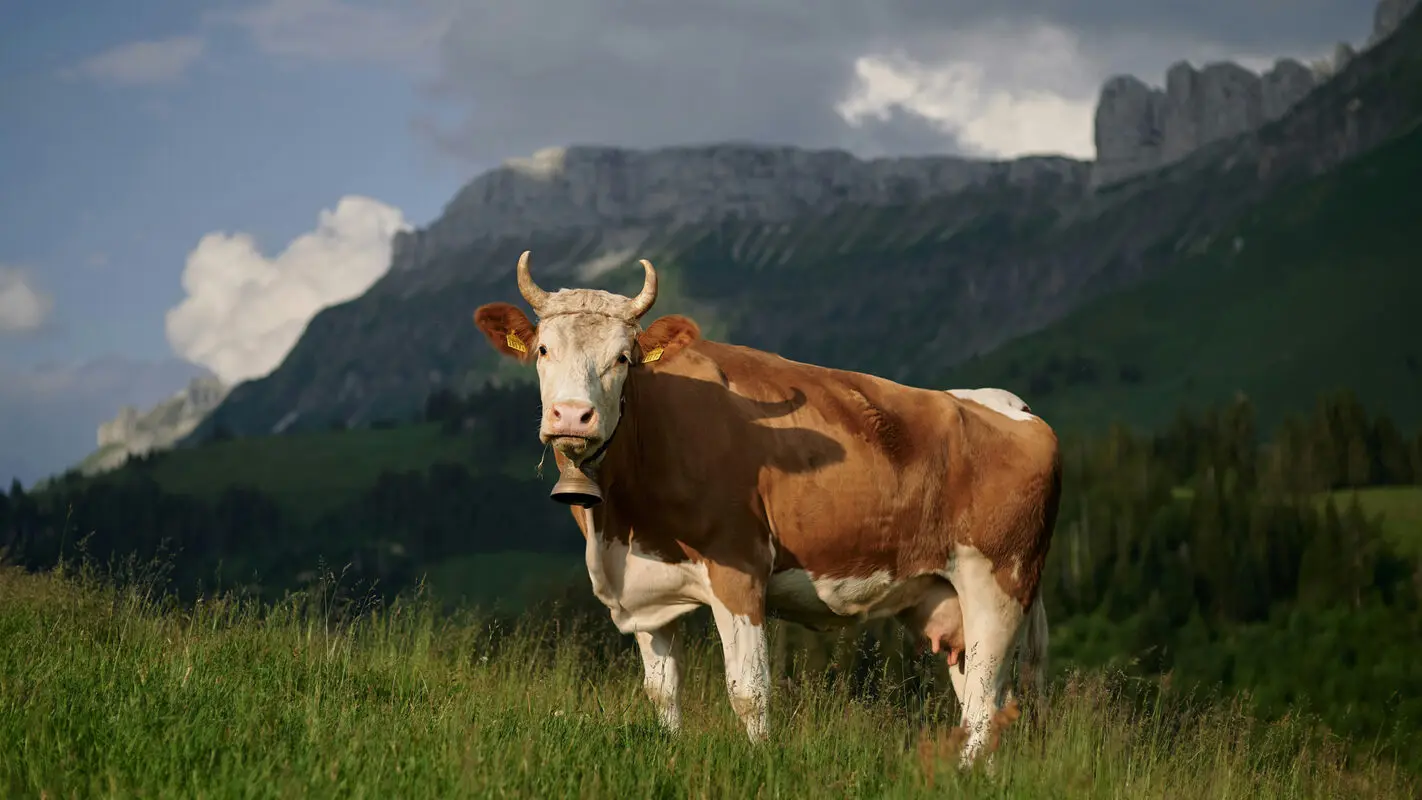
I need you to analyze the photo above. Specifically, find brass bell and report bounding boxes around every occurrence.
[550,461,603,507]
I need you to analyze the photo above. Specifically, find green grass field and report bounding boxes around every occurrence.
[944,128,1422,436]
[1,566,1415,799]
[141,424,474,518]
[417,550,587,612]
[85,423,548,523]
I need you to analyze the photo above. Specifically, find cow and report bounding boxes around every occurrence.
[471,251,1061,766]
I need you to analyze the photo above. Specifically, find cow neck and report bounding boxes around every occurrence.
[586,368,648,474]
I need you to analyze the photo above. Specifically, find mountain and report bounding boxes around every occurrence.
[1091,58,1322,188]
[79,376,229,475]
[186,2,1422,444]
[192,151,1088,437]
[943,122,1422,434]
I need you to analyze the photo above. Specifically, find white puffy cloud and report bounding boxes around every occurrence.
[60,35,206,86]
[836,22,1100,159]
[0,267,54,333]
[164,196,410,385]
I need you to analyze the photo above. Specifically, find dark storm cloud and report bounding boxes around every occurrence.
[887,0,1371,52]
[413,0,1372,165]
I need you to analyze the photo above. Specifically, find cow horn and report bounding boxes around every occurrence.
[628,258,658,318]
[516,251,550,312]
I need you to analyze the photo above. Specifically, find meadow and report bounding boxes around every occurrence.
[1,564,1416,799]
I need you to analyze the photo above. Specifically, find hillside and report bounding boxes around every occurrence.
[184,5,1422,443]
[943,125,1422,434]
[108,423,493,523]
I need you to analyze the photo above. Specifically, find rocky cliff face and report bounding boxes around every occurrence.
[389,146,1086,273]
[1092,0,1419,188]
[1091,59,1321,188]
[86,376,229,473]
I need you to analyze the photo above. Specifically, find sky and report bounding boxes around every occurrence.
[0,0,1378,486]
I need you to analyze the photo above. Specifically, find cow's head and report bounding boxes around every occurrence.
[473,251,698,478]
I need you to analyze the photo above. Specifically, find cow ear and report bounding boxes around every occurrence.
[637,315,701,365]
[473,302,538,362]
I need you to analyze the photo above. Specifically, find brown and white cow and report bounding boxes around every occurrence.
[472,252,1061,766]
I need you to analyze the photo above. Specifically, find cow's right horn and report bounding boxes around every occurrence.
[516,251,550,312]
[627,259,658,318]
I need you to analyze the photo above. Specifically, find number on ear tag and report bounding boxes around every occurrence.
[505,332,528,353]
[642,346,664,364]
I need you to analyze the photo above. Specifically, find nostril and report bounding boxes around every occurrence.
[551,407,562,420]
[579,408,595,424]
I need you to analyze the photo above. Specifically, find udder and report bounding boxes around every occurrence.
[897,580,965,667]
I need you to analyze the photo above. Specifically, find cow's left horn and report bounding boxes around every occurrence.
[516,251,550,313]
[628,258,658,318]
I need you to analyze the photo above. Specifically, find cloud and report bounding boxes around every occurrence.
[0,356,208,487]
[61,35,206,86]
[407,0,1366,166]
[204,1,1366,164]
[207,0,453,74]
[0,268,54,333]
[836,22,1101,159]
[164,196,410,385]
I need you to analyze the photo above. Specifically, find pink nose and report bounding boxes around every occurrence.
[548,402,598,436]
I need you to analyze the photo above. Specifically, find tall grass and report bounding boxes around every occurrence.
[0,563,1413,799]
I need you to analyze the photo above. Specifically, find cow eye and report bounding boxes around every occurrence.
[538,345,548,357]
[616,353,629,365]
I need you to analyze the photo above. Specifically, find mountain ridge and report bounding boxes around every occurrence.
[178,0,1422,446]
[391,145,1088,275]
[83,376,229,475]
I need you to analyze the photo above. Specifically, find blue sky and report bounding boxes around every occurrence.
[1,0,473,485]
[0,0,464,369]
[0,0,1377,486]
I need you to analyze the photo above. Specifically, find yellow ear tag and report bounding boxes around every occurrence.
[505,332,528,354]
[641,346,664,364]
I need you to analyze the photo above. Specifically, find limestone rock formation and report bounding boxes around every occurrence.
[1092,0,1419,188]
[390,145,1087,269]
[86,375,229,474]
[1092,59,1319,187]
[1091,76,1165,189]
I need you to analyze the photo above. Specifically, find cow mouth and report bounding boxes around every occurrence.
[549,435,598,457]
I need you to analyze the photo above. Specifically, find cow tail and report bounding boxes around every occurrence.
[1017,593,1049,706]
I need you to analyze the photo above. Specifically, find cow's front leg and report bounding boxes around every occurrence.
[707,563,771,742]
[634,619,684,732]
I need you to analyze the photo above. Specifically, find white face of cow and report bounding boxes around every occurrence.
[532,311,640,460]
[471,251,659,467]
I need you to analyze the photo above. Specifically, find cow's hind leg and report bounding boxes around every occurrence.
[634,619,685,732]
[707,563,771,743]
[950,546,1028,768]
